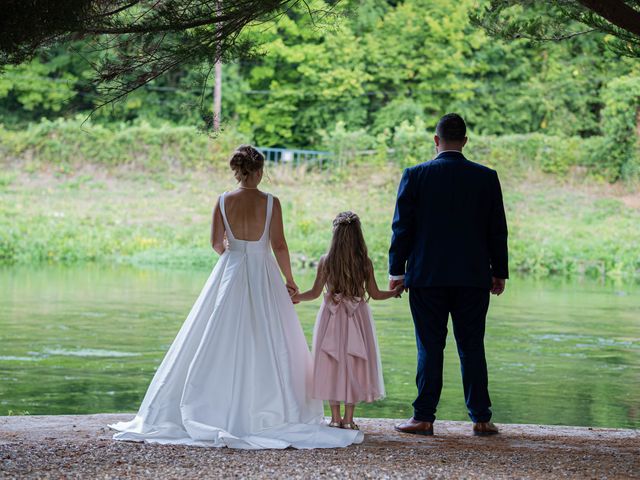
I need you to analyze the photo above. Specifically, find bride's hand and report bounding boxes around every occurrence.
[285,279,299,297]
[290,292,300,304]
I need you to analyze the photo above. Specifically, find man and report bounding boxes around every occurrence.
[389,113,508,436]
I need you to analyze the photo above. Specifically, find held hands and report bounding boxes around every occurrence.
[391,283,405,298]
[286,279,300,304]
[491,277,506,296]
[389,279,406,293]
[389,279,406,298]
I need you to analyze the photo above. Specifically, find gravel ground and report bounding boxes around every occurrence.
[0,414,638,479]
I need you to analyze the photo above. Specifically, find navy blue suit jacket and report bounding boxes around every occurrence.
[389,151,509,289]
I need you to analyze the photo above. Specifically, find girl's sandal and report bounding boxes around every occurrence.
[341,422,359,430]
[328,420,342,428]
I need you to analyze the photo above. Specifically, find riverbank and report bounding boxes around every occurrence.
[1,162,640,279]
[1,414,638,479]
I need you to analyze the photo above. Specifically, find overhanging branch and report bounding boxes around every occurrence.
[575,0,640,37]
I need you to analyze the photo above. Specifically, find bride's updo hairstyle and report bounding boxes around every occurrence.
[229,145,265,181]
[322,211,371,299]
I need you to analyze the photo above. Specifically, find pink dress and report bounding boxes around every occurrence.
[311,292,385,404]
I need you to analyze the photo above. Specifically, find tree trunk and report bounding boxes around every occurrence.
[213,0,222,132]
[213,60,222,132]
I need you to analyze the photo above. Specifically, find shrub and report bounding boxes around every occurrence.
[0,116,249,172]
[600,76,640,182]
[319,121,378,165]
[0,117,618,182]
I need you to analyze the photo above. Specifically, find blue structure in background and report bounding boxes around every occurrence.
[256,147,332,167]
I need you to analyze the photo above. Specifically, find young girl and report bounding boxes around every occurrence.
[293,211,402,430]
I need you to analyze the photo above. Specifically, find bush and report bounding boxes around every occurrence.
[468,134,591,178]
[319,121,378,165]
[390,117,432,167]
[600,76,640,182]
[0,116,249,172]
[0,117,619,182]
[372,99,425,135]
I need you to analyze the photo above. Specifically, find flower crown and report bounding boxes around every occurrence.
[333,211,359,227]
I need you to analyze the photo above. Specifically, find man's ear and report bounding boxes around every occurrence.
[434,135,440,146]
[462,136,468,148]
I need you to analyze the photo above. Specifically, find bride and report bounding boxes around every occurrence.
[110,145,363,449]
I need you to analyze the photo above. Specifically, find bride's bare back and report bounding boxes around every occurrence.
[210,145,298,296]
[222,189,269,241]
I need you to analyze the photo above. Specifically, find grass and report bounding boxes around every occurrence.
[1,159,639,280]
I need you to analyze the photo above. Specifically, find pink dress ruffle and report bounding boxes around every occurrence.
[311,292,385,404]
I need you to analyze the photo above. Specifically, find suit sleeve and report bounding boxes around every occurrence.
[489,171,509,279]
[389,168,416,276]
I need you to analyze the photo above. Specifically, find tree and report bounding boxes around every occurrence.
[0,0,637,148]
[471,1,640,58]
[0,0,314,107]
[2,0,639,115]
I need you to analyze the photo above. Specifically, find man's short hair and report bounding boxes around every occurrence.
[436,113,466,141]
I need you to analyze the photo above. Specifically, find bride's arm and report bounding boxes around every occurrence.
[210,197,226,255]
[293,257,326,302]
[269,196,298,293]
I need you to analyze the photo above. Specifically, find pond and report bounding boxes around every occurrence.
[0,265,638,429]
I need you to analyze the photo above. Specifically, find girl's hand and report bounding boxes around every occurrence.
[392,284,404,298]
[291,292,301,304]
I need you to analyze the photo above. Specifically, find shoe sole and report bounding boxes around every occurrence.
[473,431,499,436]
[394,427,434,436]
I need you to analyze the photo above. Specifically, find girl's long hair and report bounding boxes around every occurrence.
[322,211,370,298]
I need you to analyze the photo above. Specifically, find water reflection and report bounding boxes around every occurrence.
[0,265,638,428]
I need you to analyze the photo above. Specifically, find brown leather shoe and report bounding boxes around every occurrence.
[473,421,499,436]
[394,417,434,436]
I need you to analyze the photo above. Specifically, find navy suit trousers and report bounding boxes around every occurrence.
[409,287,492,423]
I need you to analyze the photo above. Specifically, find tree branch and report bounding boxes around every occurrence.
[514,28,598,41]
[575,0,640,37]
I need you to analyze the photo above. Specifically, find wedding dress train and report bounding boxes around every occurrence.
[110,193,363,449]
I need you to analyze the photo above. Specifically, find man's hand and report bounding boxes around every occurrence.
[490,277,506,296]
[391,283,405,298]
[389,278,406,293]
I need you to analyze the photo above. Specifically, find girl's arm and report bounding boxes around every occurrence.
[269,196,298,294]
[293,257,326,302]
[210,197,226,255]
[367,258,403,300]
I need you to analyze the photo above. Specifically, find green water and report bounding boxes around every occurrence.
[0,265,638,428]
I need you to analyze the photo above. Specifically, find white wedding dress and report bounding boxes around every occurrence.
[110,193,363,449]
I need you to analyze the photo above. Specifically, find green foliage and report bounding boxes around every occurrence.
[471,1,640,60]
[600,75,640,182]
[0,0,636,156]
[0,172,16,188]
[467,134,592,177]
[7,410,30,416]
[320,121,377,163]
[1,121,639,280]
[318,116,603,175]
[0,117,248,171]
[391,118,433,166]
[0,117,618,180]
[228,0,634,144]
[373,99,425,135]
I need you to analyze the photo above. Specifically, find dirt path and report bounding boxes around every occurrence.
[1,414,638,479]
